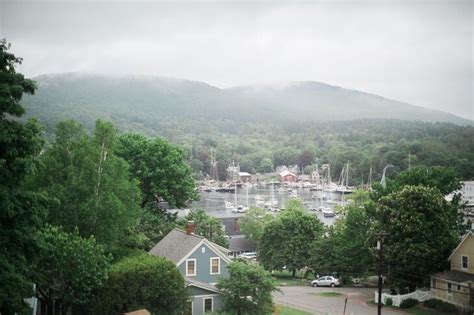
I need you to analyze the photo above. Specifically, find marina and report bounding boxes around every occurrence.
[191,183,351,225]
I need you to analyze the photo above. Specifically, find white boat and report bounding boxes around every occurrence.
[322,208,335,217]
[232,205,248,213]
[302,182,316,188]
[255,194,264,206]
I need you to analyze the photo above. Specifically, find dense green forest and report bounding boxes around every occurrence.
[21,74,474,181]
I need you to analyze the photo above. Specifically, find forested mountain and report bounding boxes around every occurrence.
[21,73,474,181]
[23,73,471,132]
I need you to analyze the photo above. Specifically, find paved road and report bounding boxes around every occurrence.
[273,286,408,315]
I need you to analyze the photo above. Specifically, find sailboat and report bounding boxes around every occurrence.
[265,181,278,210]
[335,164,352,194]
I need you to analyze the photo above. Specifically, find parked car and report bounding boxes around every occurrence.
[311,276,341,287]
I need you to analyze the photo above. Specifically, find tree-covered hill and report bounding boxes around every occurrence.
[22,73,471,135]
[21,73,474,181]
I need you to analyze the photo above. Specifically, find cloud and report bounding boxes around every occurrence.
[1,0,472,119]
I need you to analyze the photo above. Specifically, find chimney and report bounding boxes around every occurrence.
[186,221,195,235]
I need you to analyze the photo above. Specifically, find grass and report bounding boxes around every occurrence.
[316,292,344,297]
[273,305,312,315]
[366,301,458,315]
[404,305,459,315]
[272,270,312,286]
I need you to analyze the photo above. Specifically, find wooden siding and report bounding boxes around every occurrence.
[431,278,472,310]
[451,234,474,273]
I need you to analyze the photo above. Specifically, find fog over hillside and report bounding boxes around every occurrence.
[22,73,472,135]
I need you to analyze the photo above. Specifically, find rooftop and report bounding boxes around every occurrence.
[148,228,204,263]
[432,270,474,284]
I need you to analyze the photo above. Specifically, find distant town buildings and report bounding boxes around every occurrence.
[461,181,474,208]
[279,170,297,183]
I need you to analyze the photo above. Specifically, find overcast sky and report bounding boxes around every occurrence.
[1,0,472,119]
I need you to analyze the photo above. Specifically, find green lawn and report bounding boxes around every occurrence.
[366,301,458,315]
[274,305,312,315]
[404,305,458,315]
[316,292,344,297]
[272,270,312,286]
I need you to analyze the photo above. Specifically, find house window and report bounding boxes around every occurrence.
[204,297,213,313]
[186,259,196,276]
[447,283,452,294]
[431,278,436,289]
[210,257,220,274]
[462,256,468,269]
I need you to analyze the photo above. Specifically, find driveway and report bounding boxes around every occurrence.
[273,286,408,315]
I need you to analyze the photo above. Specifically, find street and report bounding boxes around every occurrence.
[273,286,407,315]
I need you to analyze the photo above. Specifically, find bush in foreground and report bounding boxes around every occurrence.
[424,299,458,313]
[217,260,278,315]
[92,254,188,315]
[399,298,418,309]
[384,297,393,306]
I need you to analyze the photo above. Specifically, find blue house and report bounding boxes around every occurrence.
[149,222,231,314]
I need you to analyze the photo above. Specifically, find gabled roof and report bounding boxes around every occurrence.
[148,229,204,263]
[279,170,296,177]
[148,228,231,265]
[448,231,473,261]
[238,172,251,176]
[186,277,221,294]
[431,270,474,284]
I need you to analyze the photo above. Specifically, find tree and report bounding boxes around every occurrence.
[216,260,278,315]
[31,120,142,248]
[92,254,188,315]
[179,209,229,247]
[130,205,179,251]
[0,39,47,313]
[33,225,111,315]
[239,207,274,245]
[117,133,197,208]
[296,150,315,168]
[259,199,324,276]
[390,166,461,196]
[376,185,461,290]
[258,158,273,173]
[309,206,373,279]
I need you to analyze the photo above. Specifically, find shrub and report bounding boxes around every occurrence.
[399,298,418,309]
[384,297,393,306]
[424,299,458,313]
[91,254,188,315]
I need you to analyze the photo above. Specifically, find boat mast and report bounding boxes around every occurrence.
[246,184,249,208]
[210,148,218,181]
[345,164,349,187]
[367,167,373,191]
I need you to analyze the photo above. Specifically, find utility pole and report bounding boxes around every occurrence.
[376,232,389,315]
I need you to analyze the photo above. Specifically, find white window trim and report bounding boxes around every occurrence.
[210,257,220,275]
[186,259,197,277]
[461,255,468,270]
[203,297,213,313]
